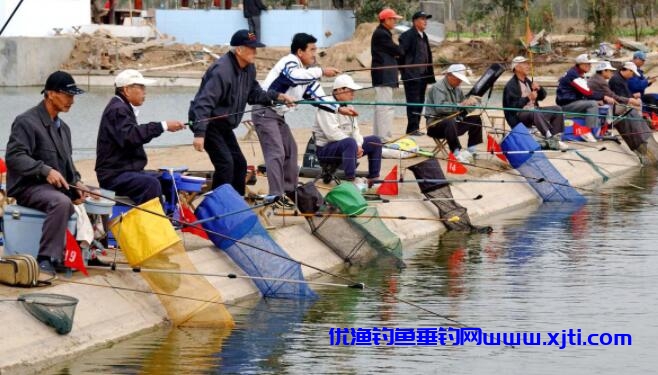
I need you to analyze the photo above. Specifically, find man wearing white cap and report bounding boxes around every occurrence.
[556,53,615,142]
[313,74,382,186]
[371,8,404,142]
[503,56,566,150]
[96,69,186,205]
[424,64,483,163]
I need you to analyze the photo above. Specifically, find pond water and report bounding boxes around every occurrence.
[40,167,658,374]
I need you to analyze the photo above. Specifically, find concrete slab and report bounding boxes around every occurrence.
[0,37,75,86]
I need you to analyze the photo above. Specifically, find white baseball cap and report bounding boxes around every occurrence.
[595,61,617,72]
[622,61,640,76]
[575,54,598,64]
[115,69,157,87]
[444,64,471,84]
[332,74,362,91]
[511,56,528,71]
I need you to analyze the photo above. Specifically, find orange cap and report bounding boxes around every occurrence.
[378,8,403,21]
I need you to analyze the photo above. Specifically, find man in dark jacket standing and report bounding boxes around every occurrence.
[371,8,404,141]
[96,69,185,205]
[243,0,267,43]
[189,29,294,196]
[503,56,566,150]
[399,11,435,136]
[5,71,85,275]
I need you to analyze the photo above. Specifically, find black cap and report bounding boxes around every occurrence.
[412,11,432,20]
[41,71,84,95]
[230,29,265,48]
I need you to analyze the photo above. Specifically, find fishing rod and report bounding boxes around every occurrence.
[371,177,542,185]
[369,194,483,203]
[273,211,461,223]
[70,186,472,326]
[87,265,365,289]
[0,0,23,36]
[188,195,279,225]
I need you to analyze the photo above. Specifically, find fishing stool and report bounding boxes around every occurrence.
[432,138,449,156]
[241,120,258,141]
[319,160,342,185]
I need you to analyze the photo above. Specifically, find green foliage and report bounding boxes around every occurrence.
[346,0,415,24]
[463,0,531,45]
[585,0,615,42]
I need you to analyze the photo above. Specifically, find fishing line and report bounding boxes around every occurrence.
[273,211,461,223]
[71,186,473,325]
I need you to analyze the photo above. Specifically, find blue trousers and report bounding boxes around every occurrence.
[316,135,382,179]
[101,171,162,205]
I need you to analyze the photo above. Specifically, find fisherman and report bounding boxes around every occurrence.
[371,8,404,142]
[189,30,295,197]
[503,56,567,151]
[556,54,615,142]
[627,51,658,114]
[96,69,186,205]
[424,64,483,164]
[591,61,653,154]
[313,74,382,188]
[398,10,436,136]
[251,32,348,208]
[5,71,86,275]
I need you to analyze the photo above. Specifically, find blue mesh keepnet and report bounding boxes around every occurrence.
[195,184,317,299]
[501,124,585,203]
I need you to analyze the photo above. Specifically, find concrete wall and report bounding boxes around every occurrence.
[0,37,76,86]
[155,9,355,47]
[0,0,91,37]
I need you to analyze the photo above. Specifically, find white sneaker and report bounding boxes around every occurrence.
[455,150,474,164]
[580,132,598,143]
[352,177,368,193]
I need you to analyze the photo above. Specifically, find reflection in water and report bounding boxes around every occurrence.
[37,169,658,374]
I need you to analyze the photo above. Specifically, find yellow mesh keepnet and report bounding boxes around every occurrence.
[109,198,234,327]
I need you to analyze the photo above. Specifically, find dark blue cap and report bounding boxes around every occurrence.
[41,71,84,95]
[230,29,265,48]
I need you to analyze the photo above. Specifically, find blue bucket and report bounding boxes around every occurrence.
[501,123,541,168]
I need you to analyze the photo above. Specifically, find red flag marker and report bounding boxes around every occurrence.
[64,230,88,276]
[572,123,592,136]
[180,203,209,239]
[447,153,468,174]
[376,165,399,196]
[486,134,508,163]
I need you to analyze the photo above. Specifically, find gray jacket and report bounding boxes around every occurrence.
[424,77,468,120]
[5,101,81,197]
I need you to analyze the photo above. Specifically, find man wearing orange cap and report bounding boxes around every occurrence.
[371,8,404,142]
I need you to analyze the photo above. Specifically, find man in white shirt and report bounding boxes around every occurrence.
[313,75,382,185]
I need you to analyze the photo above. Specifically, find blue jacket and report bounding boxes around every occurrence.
[95,94,164,185]
[627,67,650,95]
[556,66,603,106]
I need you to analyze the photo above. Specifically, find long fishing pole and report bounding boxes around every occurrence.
[87,265,365,289]
[70,186,472,326]
[0,0,24,36]
[371,194,484,204]
[371,177,541,185]
[273,211,461,222]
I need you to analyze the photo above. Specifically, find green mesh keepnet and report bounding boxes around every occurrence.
[19,293,79,335]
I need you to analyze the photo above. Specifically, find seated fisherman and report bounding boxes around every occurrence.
[556,54,615,142]
[313,74,382,186]
[591,61,652,154]
[503,56,567,150]
[5,71,86,275]
[424,64,483,164]
[627,51,658,115]
[96,69,185,204]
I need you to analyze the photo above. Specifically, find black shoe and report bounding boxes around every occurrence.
[52,259,76,274]
[87,257,110,267]
[38,259,56,276]
[408,130,425,136]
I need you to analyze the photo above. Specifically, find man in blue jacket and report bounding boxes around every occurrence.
[627,51,658,114]
[399,11,435,136]
[96,69,186,205]
[556,54,615,142]
[371,8,404,142]
[189,30,294,196]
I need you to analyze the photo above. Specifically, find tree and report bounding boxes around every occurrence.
[464,0,531,44]
[585,0,615,42]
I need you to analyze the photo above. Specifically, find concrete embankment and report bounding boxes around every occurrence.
[0,118,646,374]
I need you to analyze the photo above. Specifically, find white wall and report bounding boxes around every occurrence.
[0,0,91,37]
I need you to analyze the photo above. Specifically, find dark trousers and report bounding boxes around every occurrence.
[614,109,651,151]
[427,115,483,152]
[101,171,162,205]
[517,106,565,137]
[316,135,382,179]
[204,125,247,196]
[16,184,74,261]
[642,93,658,115]
[404,80,428,133]
[246,15,262,41]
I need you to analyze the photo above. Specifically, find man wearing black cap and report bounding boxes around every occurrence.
[189,30,294,196]
[399,11,436,136]
[5,71,86,275]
